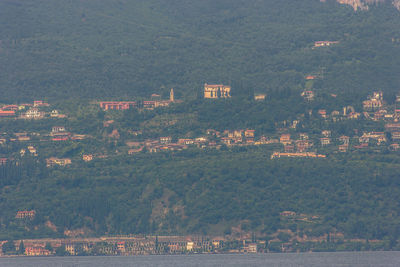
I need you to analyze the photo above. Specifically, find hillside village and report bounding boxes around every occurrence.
[1,81,400,256]
[2,0,400,258]
[1,83,400,167]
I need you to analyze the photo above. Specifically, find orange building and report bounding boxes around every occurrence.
[82,154,93,162]
[280,134,291,145]
[0,110,16,117]
[244,129,255,138]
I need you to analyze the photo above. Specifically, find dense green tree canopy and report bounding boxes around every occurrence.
[0,0,399,102]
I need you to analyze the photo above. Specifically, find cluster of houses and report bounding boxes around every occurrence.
[0,101,66,119]
[314,41,340,47]
[46,90,400,164]
[296,91,400,153]
[1,126,85,143]
[15,210,36,219]
[0,125,89,167]
[0,125,87,163]
[0,235,260,256]
[99,89,177,111]
[46,157,72,167]
[4,206,385,256]
[302,90,400,122]
[2,89,400,167]
[49,126,86,142]
[123,129,258,155]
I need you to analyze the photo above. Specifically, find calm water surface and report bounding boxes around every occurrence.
[1,252,400,267]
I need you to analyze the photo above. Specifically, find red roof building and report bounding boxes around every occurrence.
[339,144,349,152]
[389,143,400,151]
[244,129,255,138]
[1,105,18,111]
[385,123,400,132]
[0,110,16,117]
[280,134,291,144]
[33,100,50,107]
[52,136,69,141]
[318,109,327,118]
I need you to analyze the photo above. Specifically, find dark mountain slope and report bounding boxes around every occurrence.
[0,0,399,102]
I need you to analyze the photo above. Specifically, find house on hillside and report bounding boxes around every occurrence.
[128,147,144,155]
[339,135,350,145]
[23,108,44,119]
[82,154,93,162]
[320,138,331,146]
[204,84,231,99]
[46,157,71,167]
[33,100,49,107]
[318,109,327,118]
[52,126,66,133]
[15,210,36,219]
[0,110,16,117]
[160,136,172,144]
[301,90,314,101]
[314,41,339,47]
[245,129,255,138]
[299,133,309,140]
[280,134,291,145]
[254,94,266,101]
[392,132,400,140]
[321,130,331,137]
[338,144,349,152]
[363,91,384,110]
[99,101,137,110]
[1,105,19,111]
[296,140,312,152]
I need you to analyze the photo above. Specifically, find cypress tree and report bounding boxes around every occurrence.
[18,240,25,255]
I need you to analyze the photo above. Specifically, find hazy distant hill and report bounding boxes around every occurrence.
[0,0,399,102]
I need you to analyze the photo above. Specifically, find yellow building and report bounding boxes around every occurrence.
[170,88,174,102]
[82,154,93,162]
[186,241,194,251]
[65,243,75,255]
[204,84,231,99]
[46,157,72,167]
[254,94,266,101]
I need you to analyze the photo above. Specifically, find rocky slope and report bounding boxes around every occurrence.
[334,0,400,10]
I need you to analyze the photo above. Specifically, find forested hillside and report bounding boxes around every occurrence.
[0,0,399,102]
[2,149,400,244]
[2,0,400,252]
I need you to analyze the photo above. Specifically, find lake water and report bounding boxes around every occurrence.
[1,252,400,267]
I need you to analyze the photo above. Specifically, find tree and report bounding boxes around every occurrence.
[2,240,16,255]
[55,245,67,256]
[18,240,25,255]
[45,242,53,252]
